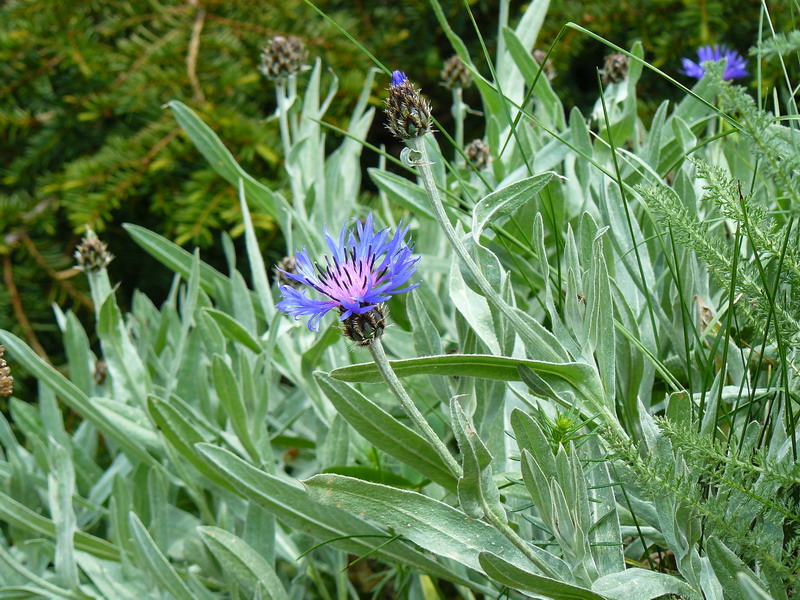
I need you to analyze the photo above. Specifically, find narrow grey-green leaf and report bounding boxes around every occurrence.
[0,331,159,468]
[0,490,120,561]
[198,527,288,600]
[472,172,555,241]
[128,512,196,600]
[124,223,231,299]
[705,537,761,600]
[303,473,530,572]
[194,443,467,586]
[368,169,435,219]
[479,552,605,600]
[212,355,259,462]
[592,568,701,600]
[48,442,79,590]
[202,308,262,354]
[168,100,289,221]
[450,398,505,523]
[314,372,456,491]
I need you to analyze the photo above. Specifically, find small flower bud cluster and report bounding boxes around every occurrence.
[532,50,557,81]
[465,139,490,169]
[440,55,472,89]
[341,305,386,347]
[601,53,629,85]
[385,71,433,140]
[259,36,307,80]
[274,256,300,288]
[74,231,113,272]
[0,346,12,397]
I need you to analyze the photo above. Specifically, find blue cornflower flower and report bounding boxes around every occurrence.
[391,70,408,86]
[276,214,420,335]
[681,45,748,80]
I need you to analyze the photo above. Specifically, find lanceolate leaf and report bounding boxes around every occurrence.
[194,443,471,588]
[198,527,289,600]
[472,172,555,241]
[314,372,457,491]
[303,473,531,572]
[479,551,606,600]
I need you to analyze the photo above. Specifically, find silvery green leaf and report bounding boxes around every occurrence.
[592,568,701,600]
[585,231,615,402]
[198,527,289,600]
[449,252,501,354]
[368,169,435,219]
[706,537,764,600]
[450,398,505,523]
[166,100,306,247]
[128,512,196,600]
[303,473,530,572]
[501,27,565,130]
[47,442,79,590]
[737,573,776,600]
[479,551,604,599]
[314,372,456,491]
[195,444,465,585]
[472,172,555,242]
[98,293,150,407]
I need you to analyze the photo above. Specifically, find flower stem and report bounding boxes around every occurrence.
[408,136,534,346]
[451,87,464,163]
[368,338,462,478]
[275,80,292,162]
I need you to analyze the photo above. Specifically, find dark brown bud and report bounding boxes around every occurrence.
[465,139,490,169]
[341,305,385,347]
[259,36,308,80]
[440,55,472,89]
[94,359,108,385]
[385,71,433,140]
[601,53,629,85]
[532,50,557,81]
[74,230,113,272]
[0,346,13,397]
[274,256,301,288]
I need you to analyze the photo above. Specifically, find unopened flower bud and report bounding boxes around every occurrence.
[74,230,113,272]
[259,36,307,80]
[94,359,107,385]
[0,346,12,397]
[385,71,433,140]
[465,139,490,169]
[341,304,386,347]
[532,50,557,81]
[274,256,301,288]
[440,55,472,89]
[601,53,629,85]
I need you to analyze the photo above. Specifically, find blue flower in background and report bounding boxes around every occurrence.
[681,45,749,80]
[276,215,420,332]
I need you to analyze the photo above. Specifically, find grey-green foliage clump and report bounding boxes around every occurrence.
[1,2,799,599]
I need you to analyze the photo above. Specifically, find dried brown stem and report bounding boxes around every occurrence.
[2,254,49,361]
[187,2,207,103]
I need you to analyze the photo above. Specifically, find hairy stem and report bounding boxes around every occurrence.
[275,81,292,161]
[452,87,464,162]
[368,337,462,478]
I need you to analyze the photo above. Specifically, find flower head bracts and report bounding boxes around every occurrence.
[385,70,433,140]
[681,45,748,80]
[276,215,420,332]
